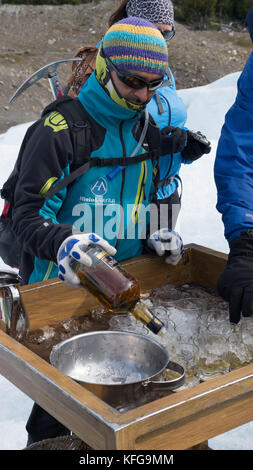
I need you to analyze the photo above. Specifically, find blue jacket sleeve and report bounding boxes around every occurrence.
[214,51,253,243]
[246,7,253,43]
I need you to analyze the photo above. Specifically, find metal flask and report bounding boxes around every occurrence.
[0,271,29,341]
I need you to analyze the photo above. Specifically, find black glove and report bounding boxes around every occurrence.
[217,231,253,324]
[160,126,187,155]
[181,130,211,161]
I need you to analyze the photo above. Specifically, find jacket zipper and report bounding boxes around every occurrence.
[133,161,147,224]
[140,162,147,202]
[115,121,126,251]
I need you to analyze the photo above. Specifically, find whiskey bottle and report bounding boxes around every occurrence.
[70,245,165,335]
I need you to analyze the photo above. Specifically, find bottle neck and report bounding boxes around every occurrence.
[131,301,165,335]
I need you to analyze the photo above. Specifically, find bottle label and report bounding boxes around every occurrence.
[94,250,118,270]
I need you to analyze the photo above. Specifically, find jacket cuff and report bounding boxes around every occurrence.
[229,230,253,259]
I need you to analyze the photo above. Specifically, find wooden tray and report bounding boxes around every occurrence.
[1,243,253,450]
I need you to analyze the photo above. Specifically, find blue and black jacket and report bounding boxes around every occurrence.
[12,73,168,285]
[214,51,253,244]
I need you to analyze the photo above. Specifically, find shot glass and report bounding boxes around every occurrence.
[206,309,229,325]
[167,306,201,343]
[206,298,229,311]
[227,332,251,370]
[171,298,210,327]
[109,314,150,336]
[169,341,200,391]
[171,297,208,312]
[152,306,170,329]
[197,333,230,381]
[159,324,181,356]
[241,328,253,362]
[241,316,253,331]
[207,319,242,338]
[167,305,200,325]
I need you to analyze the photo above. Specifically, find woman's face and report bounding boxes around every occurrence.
[153,23,173,33]
[110,70,160,105]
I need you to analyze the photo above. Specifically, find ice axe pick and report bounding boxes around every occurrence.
[9,57,82,104]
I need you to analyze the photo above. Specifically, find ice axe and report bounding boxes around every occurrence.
[9,57,82,104]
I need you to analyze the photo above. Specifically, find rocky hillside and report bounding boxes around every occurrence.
[0,1,252,133]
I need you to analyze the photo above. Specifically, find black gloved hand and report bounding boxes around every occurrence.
[181,130,211,161]
[217,231,253,324]
[160,126,187,155]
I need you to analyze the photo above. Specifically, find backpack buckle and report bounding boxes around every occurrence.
[73,121,88,129]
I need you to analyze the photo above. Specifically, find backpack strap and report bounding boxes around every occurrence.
[142,114,164,196]
[41,98,173,202]
[42,96,91,168]
[41,100,161,200]
[43,151,159,200]
[155,93,165,114]
[66,45,98,98]
[142,113,161,156]
[151,93,174,196]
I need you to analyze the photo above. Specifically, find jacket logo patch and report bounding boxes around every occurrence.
[44,111,68,132]
[90,177,108,196]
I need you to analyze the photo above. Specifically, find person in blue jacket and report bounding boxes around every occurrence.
[15,17,206,445]
[109,0,208,228]
[214,7,253,324]
[67,1,210,229]
[12,18,194,288]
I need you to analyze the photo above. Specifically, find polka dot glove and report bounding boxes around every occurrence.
[148,229,184,265]
[57,233,117,288]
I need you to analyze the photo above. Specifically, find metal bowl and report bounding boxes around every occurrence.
[50,331,185,408]
[50,330,169,386]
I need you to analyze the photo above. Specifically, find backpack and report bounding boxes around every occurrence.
[0,95,162,268]
[65,45,98,98]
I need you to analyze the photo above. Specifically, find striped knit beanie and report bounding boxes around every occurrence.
[102,16,168,76]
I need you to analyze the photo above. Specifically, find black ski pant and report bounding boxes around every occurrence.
[26,403,70,446]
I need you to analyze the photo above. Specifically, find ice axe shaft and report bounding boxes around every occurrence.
[48,71,64,99]
[9,57,82,104]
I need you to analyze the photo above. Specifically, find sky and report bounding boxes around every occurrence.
[0,67,253,450]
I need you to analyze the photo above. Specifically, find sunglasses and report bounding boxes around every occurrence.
[162,28,175,41]
[101,46,164,91]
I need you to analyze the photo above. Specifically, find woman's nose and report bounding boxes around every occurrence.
[133,86,149,103]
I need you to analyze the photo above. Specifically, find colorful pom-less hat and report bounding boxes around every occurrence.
[102,16,169,76]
